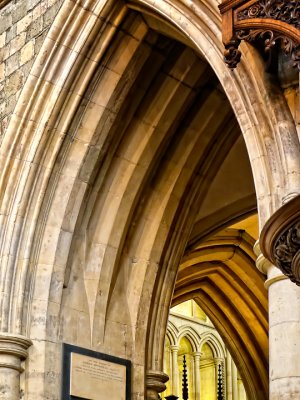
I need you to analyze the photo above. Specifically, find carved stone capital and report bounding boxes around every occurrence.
[146,370,169,400]
[192,351,202,359]
[261,194,300,285]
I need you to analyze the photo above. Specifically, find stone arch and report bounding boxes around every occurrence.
[166,321,178,347]
[200,332,226,360]
[177,326,201,353]
[0,0,297,399]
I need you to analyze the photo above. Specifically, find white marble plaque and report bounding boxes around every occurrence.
[70,352,126,400]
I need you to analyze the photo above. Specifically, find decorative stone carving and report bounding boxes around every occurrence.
[146,370,169,400]
[260,194,300,286]
[219,0,300,69]
[273,222,300,284]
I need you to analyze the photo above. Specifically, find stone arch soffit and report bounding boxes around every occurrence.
[199,332,226,359]
[127,0,300,217]
[177,325,201,352]
[0,0,225,332]
[1,0,299,270]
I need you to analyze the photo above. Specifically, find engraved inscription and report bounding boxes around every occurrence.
[70,352,126,400]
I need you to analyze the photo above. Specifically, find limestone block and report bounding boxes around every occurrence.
[0,32,6,48]
[270,377,300,400]
[43,2,61,27]
[9,32,26,56]
[269,278,300,326]
[0,102,6,119]
[26,16,43,40]
[16,13,32,35]
[0,63,4,82]
[27,0,41,12]
[0,12,12,35]
[4,69,24,98]
[11,1,28,25]
[20,41,34,66]
[0,45,9,63]
[5,26,16,44]
[32,4,42,20]
[5,53,19,76]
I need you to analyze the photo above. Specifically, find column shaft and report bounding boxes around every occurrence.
[231,360,238,400]
[268,268,300,400]
[226,351,233,400]
[193,352,201,400]
[170,346,179,396]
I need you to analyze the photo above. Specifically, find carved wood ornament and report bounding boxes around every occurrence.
[260,195,300,285]
[219,0,300,69]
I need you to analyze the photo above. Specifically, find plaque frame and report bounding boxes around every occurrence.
[62,343,131,400]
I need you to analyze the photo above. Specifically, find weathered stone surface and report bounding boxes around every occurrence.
[4,69,23,97]
[9,32,26,56]
[0,1,299,400]
[0,0,62,128]
[20,40,34,65]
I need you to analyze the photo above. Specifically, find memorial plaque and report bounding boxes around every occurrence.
[62,343,131,400]
[70,352,126,400]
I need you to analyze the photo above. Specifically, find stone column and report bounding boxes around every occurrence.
[226,350,233,400]
[192,351,201,399]
[0,332,32,400]
[255,241,300,399]
[170,345,179,396]
[146,370,169,400]
[231,359,238,400]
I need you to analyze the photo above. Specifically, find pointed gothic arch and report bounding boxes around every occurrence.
[0,1,299,400]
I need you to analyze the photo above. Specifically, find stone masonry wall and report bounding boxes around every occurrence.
[0,0,62,141]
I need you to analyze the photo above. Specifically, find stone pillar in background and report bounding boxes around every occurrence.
[267,268,300,400]
[231,359,238,400]
[256,238,300,400]
[237,371,246,400]
[146,370,169,400]
[0,333,32,400]
[192,351,201,399]
[170,345,179,397]
[226,350,233,400]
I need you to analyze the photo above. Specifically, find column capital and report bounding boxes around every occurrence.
[254,240,288,289]
[146,370,169,400]
[260,194,300,286]
[254,240,272,275]
[169,345,179,352]
[214,357,224,365]
[0,332,32,372]
[192,351,201,359]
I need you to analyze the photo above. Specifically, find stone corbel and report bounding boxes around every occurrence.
[146,370,169,400]
[260,194,300,285]
[219,0,300,69]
